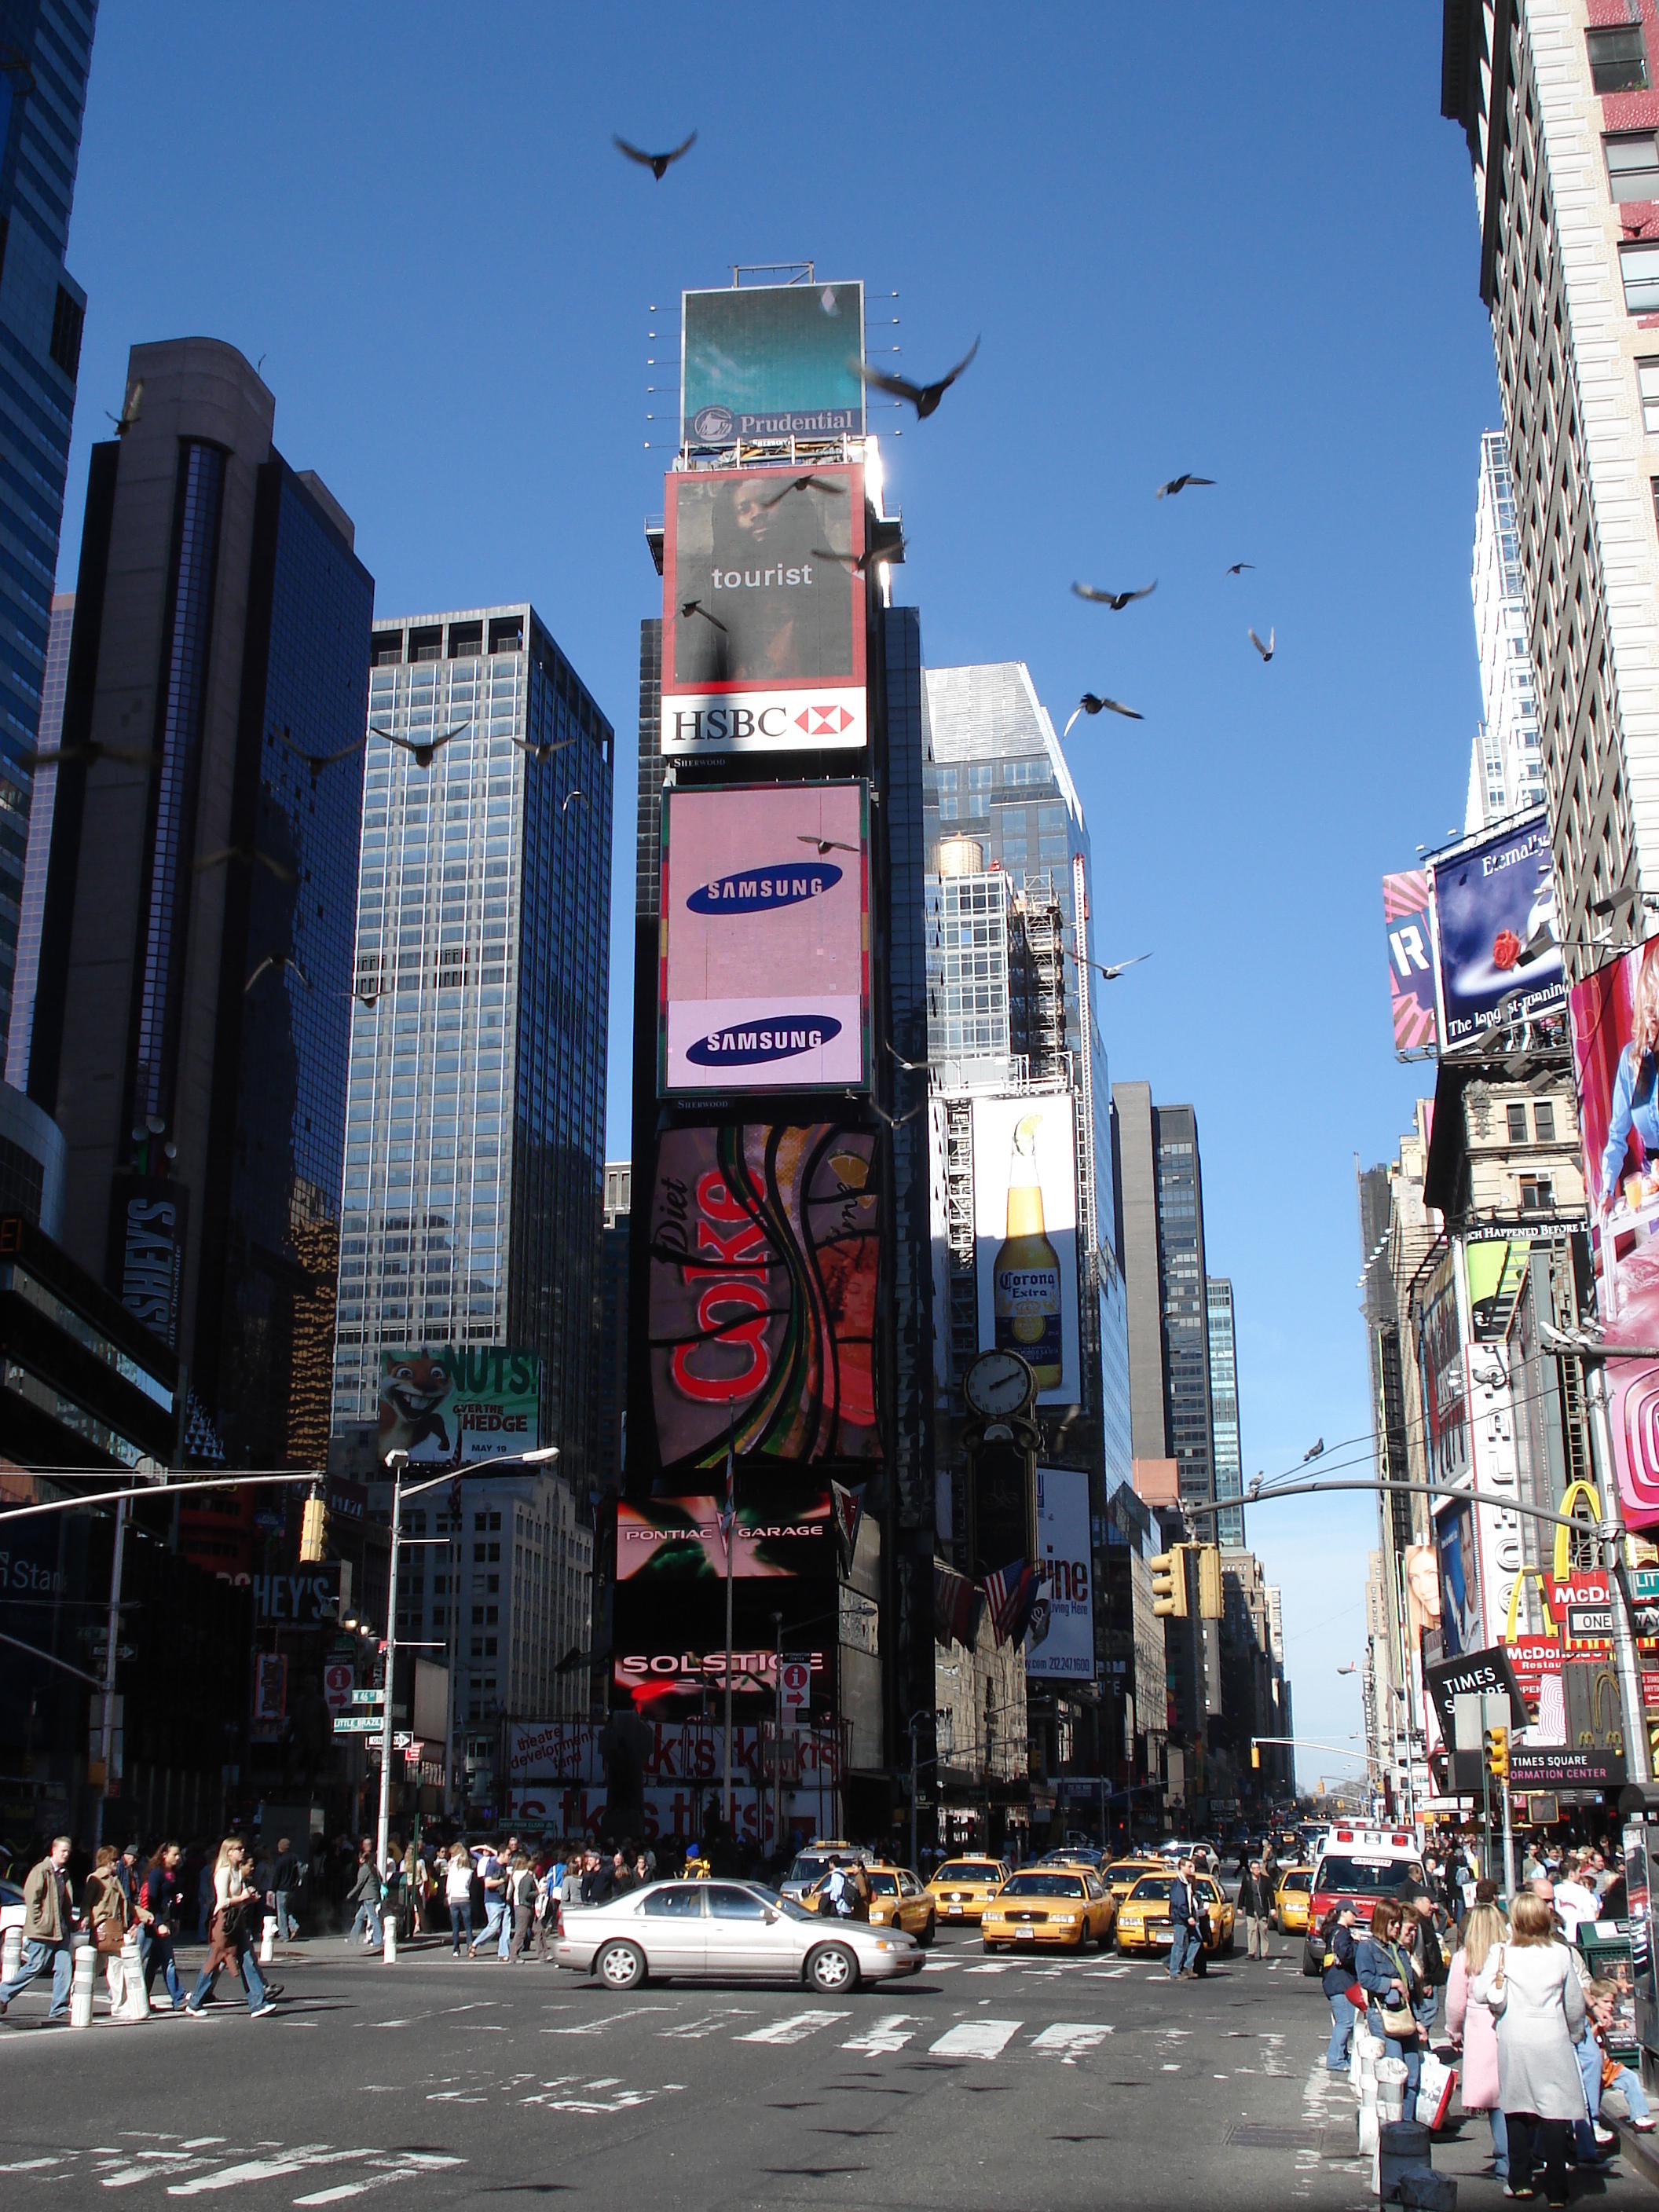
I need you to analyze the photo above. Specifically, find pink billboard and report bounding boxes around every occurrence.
[659,782,869,1094]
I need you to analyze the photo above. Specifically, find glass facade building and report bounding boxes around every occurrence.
[0,1,94,1062]
[1153,1107,1214,1512]
[1207,1275,1243,1547]
[5,584,68,1089]
[329,606,613,1496]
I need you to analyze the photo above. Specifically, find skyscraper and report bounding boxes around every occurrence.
[5,588,71,1090]
[1463,430,1544,833]
[1207,1275,1243,1547]
[0,2,97,1061]
[29,338,374,1464]
[327,605,612,1496]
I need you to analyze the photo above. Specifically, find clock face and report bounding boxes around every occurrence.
[964,1350,1033,1419]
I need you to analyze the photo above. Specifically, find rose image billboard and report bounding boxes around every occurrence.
[377,1346,540,1465]
[1427,810,1563,1048]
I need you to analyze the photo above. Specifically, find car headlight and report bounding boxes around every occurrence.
[874,1939,899,1951]
[1051,1913,1077,1925]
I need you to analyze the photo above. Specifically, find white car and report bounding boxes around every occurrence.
[553,1878,925,1994]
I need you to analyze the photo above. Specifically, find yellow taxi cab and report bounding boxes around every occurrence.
[1103,1856,1166,1901]
[1115,1870,1236,1955]
[980,1866,1116,1952]
[1273,1864,1313,1936]
[859,1865,938,1946]
[925,1856,1011,1927]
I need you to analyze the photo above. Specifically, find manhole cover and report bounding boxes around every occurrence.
[1223,2124,1326,2149]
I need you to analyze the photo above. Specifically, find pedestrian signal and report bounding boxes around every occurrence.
[1150,1548,1188,1617]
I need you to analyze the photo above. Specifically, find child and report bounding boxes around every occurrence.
[1588,1977,1657,2133]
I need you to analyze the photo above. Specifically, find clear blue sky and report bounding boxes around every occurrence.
[59,3,1499,1791]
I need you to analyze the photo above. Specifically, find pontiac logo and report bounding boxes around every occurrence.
[687,1016,843,1068]
[687,863,842,915]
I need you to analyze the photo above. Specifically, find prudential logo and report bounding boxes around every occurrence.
[687,1016,843,1069]
[690,405,736,441]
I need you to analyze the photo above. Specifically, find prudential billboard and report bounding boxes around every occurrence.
[681,281,866,448]
[659,782,870,1094]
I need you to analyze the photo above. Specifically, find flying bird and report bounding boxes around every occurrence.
[1225,562,1254,576]
[512,732,579,765]
[371,717,472,769]
[1155,473,1214,498]
[1062,694,1143,734]
[276,726,366,780]
[869,1098,925,1130]
[1073,950,1152,981]
[761,474,846,509]
[196,844,297,887]
[813,539,906,575]
[106,379,142,437]
[853,335,979,419]
[342,986,383,1009]
[1248,627,1275,662]
[612,129,697,180]
[1303,1437,1324,1462]
[245,951,309,994]
[679,598,727,633]
[884,1041,929,1073]
[798,833,859,856]
[562,789,587,815]
[24,738,158,771]
[1071,580,1156,610]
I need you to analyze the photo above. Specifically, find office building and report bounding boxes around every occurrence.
[1464,431,1546,833]
[6,588,71,1090]
[1113,1085,1217,1515]
[1442,2,1659,956]
[29,339,373,1465]
[0,2,96,1063]
[595,1159,629,1497]
[328,606,612,1497]
[1207,1276,1244,1547]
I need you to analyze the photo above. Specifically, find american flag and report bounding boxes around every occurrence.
[934,1561,983,1650]
[984,1558,1040,1648]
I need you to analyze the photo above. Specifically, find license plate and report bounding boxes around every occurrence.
[1016,1926,1035,1940]
[947,1905,962,1917]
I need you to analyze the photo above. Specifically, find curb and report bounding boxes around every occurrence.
[1610,2117,1659,2191]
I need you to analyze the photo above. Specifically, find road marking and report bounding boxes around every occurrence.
[659,2009,759,2038]
[734,2010,850,2045]
[543,2006,677,2035]
[928,2019,1020,2059]
[1089,1964,1132,1979]
[1029,2023,1113,2057]
[841,2014,918,2054]
[962,1963,1016,1975]
[168,2148,364,2195]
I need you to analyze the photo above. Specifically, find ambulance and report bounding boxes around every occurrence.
[1304,1823,1427,1957]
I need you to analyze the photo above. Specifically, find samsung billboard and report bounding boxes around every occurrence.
[660,782,869,1095]
[681,280,866,449]
[661,463,867,756]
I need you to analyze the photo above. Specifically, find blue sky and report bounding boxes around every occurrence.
[57,3,1501,1789]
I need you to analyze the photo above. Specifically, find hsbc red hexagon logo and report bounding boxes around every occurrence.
[794,703,858,738]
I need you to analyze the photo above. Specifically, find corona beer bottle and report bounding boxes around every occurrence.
[993,1113,1062,1388]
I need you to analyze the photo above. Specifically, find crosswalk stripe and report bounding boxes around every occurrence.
[928,2019,1021,2059]
[840,2014,918,2054]
[734,2009,851,2045]
[1030,2023,1112,2055]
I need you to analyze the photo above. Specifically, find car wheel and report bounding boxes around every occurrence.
[917,1917,936,1948]
[595,1939,646,1991]
[808,1942,860,1994]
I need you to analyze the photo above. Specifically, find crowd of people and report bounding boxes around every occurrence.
[1316,1837,1647,2204]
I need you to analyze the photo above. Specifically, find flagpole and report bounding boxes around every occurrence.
[723,1395,735,1840]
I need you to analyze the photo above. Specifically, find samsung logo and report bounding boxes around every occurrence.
[687,1016,843,1068]
[687,863,842,915]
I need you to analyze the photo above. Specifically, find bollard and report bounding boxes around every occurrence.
[383,1916,397,1964]
[122,1930,148,2020]
[1375,2056,1408,2128]
[260,1914,276,1965]
[69,1942,95,2028]
[2,1924,21,1985]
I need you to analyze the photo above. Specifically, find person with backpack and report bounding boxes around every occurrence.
[1319,1905,1364,2072]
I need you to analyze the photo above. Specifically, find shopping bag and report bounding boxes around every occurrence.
[1414,2052,1458,2131]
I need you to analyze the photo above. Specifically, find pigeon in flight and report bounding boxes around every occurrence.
[613,130,697,180]
[761,474,847,510]
[1225,562,1254,576]
[196,843,297,888]
[342,986,383,1009]
[562,789,587,815]
[813,539,906,575]
[1155,473,1214,498]
[1062,694,1143,734]
[371,717,473,769]
[513,732,580,766]
[884,1040,929,1073]
[1071,580,1156,610]
[245,951,309,994]
[106,379,142,437]
[798,833,859,856]
[277,726,366,781]
[853,336,979,419]
[868,1097,925,1130]
[679,599,727,633]
[1074,950,1152,981]
[25,738,158,771]
[1249,627,1275,662]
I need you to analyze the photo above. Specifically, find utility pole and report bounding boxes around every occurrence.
[376,1452,408,1875]
[722,1400,736,1838]
[772,1610,783,1859]
[93,1492,128,1851]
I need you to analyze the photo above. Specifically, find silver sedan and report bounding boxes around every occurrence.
[552,1880,925,1994]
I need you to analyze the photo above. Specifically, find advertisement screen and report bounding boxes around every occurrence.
[660,782,869,1095]
[616,1491,832,1581]
[1572,936,1659,1527]
[1383,868,1437,1054]
[972,1095,1079,1405]
[1429,812,1563,1049]
[1463,1235,1531,1342]
[1024,1466,1095,1681]
[681,281,866,448]
[1437,1495,1482,1657]
[647,1122,881,1470]
[1416,1247,1467,1489]
[377,1346,540,1465]
[661,463,866,756]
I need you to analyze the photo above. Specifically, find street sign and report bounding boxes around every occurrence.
[333,1715,389,1735]
[350,1689,383,1707]
[779,1655,812,1716]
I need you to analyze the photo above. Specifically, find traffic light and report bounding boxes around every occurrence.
[1483,1725,1509,1784]
[299,1492,327,1562]
[1197,1544,1224,1621]
[1150,1547,1188,1617]
[1251,1742,1262,1770]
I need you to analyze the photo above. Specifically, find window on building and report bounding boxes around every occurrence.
[1520,1177,1555,1213]
[49,287,83,378]
[1534,1101,1556,1142]
[1622,243,1659,313]
[1606,132,1659,202]
[1589,25,1649,93]
[1507,1102,1529,1142]
[1640,361,1659,431]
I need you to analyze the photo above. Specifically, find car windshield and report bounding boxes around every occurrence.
[1127,1877,1176,1902]
[936,1862,1000,1881]
[786,1857,830,1886]
[1316,1856,1424,1896]
[1282,1871,1311,1892]
[999,1873,1084,1898]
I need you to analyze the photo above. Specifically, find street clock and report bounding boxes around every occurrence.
[962,1349,1035,1423]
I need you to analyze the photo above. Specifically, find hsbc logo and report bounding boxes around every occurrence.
[662,687,866,755]
[797,704,856,738]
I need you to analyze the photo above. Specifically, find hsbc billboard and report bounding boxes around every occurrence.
[660,463,868,756]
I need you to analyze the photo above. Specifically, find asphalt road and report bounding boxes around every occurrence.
[2,1924,1654,2210]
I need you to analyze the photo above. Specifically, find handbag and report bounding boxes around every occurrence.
[1378,1943,1418,2038]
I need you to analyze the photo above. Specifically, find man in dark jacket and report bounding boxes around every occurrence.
[1166,1862,1201,1979]
[0,1836,74,2020]
[1239,1859,1275,1961]
[139,1841,187,2010]
[581,1851,616,1907]
[1320,1906,1361,2072]
[271,1837,302,1943]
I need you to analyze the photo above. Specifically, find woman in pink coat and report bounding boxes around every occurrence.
[1445,1901,1509,2181]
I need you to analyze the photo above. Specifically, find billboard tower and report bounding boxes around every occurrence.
[626,269,928,1847]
